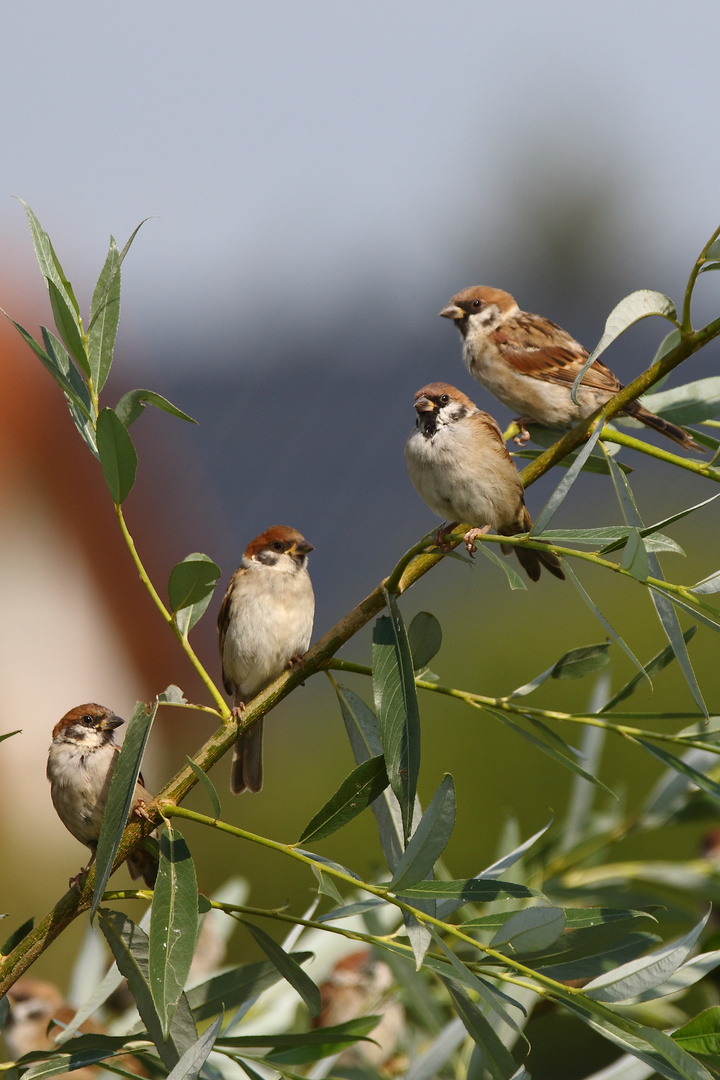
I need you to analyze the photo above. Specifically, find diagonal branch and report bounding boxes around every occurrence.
[3,312,720,995]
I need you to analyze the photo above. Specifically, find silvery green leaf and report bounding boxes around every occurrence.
[584,909,710,1002]
[570,290,678,404]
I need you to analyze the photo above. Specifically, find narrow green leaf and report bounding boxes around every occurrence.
[463,907,654,932]
[298,755,389,844]
[485,705,615,797]
[372,603,421,843]
[3,314,94,426]
[0,916,33,955]
[186,953,312,1020]
[585,910,710,1003]
[430,929,529,1040]
[96,407,137,503]
[407,611,443,669]
[293,848,361,881]
[185,758,221,819]
[632,950,720,1004]
[67,398,99,458]
[87,240,121,393]
[490,907,566,953]
[164,1015,222,1080]
[0,729,21,745]
[648,584,720,637]
[19,201,80,316]
[605,457,707,716]
[571,289,678,404]
[99,909,183,1069]
[537,933,662,983]
[168,554,221,635]
[311,865,344,903]
[41,327,94,419]
[600,492,720,554]
[513,446,633,474]
[552,643,610,680]
[91,702,156,920]
[115,388,197,428]
[620,528,650,581]
[443,982,520,1079]
[673,1007,720,1055]
[640,376,720,425]
[241,921,321,1017]
[692,571,720,595]
[563,562,649,683]
[478,543,527,589]
[46,277,89,376]
[600,627,697,712]
[563,996,715,1080]
[215,1015,380,1051]
[18,1035,147,1080]
[333,682,405,871]
[150,825,200,1034]
[389,774,456,890]
[317,899,388,923]
[531,422,604,534]
[88,220,149,335]
[158,685,187,704]
[394,878,539,901]
[637,740,720,803]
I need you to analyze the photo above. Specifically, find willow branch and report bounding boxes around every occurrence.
[328,660,716,753]
[3,301,720,994]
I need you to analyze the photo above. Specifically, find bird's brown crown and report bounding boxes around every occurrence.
[244,525,313,560]
[52,703,114,739]
[414,382,476,410]
[452,285,517,309]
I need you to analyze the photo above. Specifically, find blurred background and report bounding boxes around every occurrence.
[2,0,720,1058]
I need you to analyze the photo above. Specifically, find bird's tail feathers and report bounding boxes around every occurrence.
[127,837,159,888]
[623,401,703,453]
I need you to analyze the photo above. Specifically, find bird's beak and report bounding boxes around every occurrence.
[414,395,436,413]
[100,715,124,732]
[439,303,463,320]
[289,541,314,556]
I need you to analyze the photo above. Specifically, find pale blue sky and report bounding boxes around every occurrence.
[3,1,720,364]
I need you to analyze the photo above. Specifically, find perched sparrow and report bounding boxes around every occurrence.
[218,525,315,794]
[405,382,564,581]
[440,286,702,451]
[47,704,158,888]
[314,951,404,1070]
[4,978,146,1079]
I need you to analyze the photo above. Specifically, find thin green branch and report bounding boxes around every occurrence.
[115,504,229,716]
[155,700,223,720]
[600,429,720,481]
[159,805,584,1001]
[328,660,718,754]
[682,223,720,332]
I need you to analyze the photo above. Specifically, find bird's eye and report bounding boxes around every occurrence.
[81,715,93,726]
[439,394,450,405]
[472,299,482,308]
[272,541,284,551]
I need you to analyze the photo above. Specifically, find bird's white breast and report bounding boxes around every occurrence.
[47,741,118,847]
[405,418,520,532]
[222,562,315,701]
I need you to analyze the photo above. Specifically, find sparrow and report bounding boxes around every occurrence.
[404,382,564,581]
[440,286,702,451]
[46,704,158,888]
[218,525,315,794]
[4,978,146,1079]
[314,951,404,1070]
